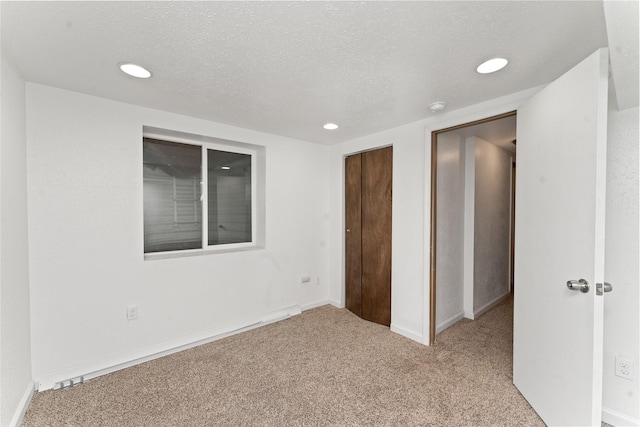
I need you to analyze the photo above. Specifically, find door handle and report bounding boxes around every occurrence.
[567,279,589,293]
[596,282,613,296]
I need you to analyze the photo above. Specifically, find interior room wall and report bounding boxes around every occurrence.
[435,132,465,332]
[472,137,512,314]
[462,137,476,319]
[0,54,33,426]
[602,106,639,423]
[26,83,331,390]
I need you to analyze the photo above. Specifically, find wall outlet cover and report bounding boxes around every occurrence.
[615,356,633,380]
[299,275,311,284]
[126,304,138,320]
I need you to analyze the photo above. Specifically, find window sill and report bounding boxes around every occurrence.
[144,243,263,261]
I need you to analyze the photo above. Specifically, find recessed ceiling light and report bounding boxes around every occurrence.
[429,101,446,112]
[221,166,231,170]
[476,58,508,74]
[119,63,152,79]
[323,123,339,130]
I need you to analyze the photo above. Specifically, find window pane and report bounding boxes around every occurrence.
[143,138,202,253]
[207,150,252,245]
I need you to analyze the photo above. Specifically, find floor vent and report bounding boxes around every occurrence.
[54,376,85,390]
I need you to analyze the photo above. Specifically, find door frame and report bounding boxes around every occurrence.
[428,110,517,345]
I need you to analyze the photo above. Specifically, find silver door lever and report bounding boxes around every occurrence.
[567,279,589,293]
[596,282,613,296]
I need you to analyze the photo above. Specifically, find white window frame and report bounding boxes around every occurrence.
[143,129,260,260]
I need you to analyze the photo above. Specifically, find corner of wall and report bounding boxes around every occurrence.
[390,323,424,344]
[602,406,640,427]
[602,106,640,422]
[8,383,35,427]
[462,137,476,318]
[1,50,34,427]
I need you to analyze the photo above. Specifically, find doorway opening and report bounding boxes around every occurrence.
[429,111,517,345]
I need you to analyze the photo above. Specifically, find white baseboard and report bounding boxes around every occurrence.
[390,323,423,344]
[436,311,465,334]
[36,305,302,391]
[602,407,640,426]
[474,291,511,319]
[9,382,35,427]
[306,301,423,343]
[299,298,346,311]
[328,298,344,309]
[300,299,332,311]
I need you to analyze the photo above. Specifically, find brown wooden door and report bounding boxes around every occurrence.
[345,146,392,326]
[345,154,363,317]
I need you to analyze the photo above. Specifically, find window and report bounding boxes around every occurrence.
[207,149,252,246]
[143,133,258,256]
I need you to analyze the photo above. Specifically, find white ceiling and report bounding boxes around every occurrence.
[2,1,636,145]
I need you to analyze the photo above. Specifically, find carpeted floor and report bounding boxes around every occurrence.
[23,296,545,426]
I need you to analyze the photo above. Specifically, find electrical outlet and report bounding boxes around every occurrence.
[315,276,320,286]
[126,304,138,321]
[299,275,311,285]
[615,356,633,380]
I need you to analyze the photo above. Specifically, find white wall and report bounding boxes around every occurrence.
[435,132,465,332]
[1,54,33,425]
[472,137,512,313]
[26,84,331,389]
[602,106,639,424]
[463,137,475,319]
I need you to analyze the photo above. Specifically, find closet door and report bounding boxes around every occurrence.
[345,146,392,327]
[345,154,363,317]
[361,147,392,326]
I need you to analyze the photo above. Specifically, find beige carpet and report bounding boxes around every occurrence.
[23,296,545,426]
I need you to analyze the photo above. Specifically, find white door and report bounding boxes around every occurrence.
[513,48,609,426]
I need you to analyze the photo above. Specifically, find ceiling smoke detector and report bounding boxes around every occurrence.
[429,101,446,112]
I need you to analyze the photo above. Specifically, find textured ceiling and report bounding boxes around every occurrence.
[1,1,624,145]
